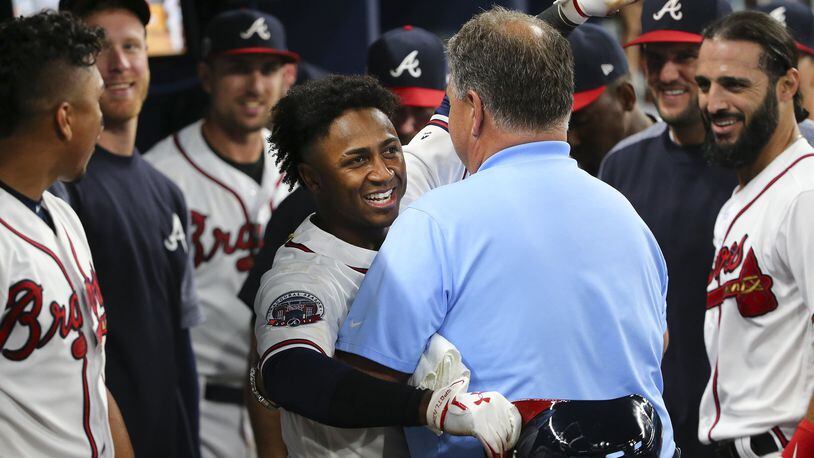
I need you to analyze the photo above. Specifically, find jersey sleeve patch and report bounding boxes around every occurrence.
[265,291,324,328]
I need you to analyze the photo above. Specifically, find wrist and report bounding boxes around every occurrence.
[418,389,431,426]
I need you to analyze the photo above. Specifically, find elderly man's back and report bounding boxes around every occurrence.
[339,139,675,456]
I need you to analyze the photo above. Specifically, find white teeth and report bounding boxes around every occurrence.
[714,119,736,127]
[107,83,130,90]
[664,89,685,96]
[365,189,393,202]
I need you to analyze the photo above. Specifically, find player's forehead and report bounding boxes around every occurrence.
[83,8,145,42]
[314,108,397,159]
[696,38,764,80]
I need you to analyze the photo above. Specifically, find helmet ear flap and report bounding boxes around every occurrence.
[512,395,663,457]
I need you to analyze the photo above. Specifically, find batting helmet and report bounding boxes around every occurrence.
[512,395,662,457]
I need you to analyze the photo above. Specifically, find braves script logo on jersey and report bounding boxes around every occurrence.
[390,50,422,78]
[240,17,271,40]
[265,291,324,327]
[653,0,683,21]
[190,210,261,272]
[707,235,778,317]
[0,270,106,361]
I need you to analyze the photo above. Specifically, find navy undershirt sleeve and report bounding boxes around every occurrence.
[263,348,427,428]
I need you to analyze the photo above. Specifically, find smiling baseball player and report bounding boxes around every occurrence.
[145,9,294,457]
[0,11,132,457]
[696,11,814,458]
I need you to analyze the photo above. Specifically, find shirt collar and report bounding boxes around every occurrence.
[292,215,378,270]
[477,141,571,173]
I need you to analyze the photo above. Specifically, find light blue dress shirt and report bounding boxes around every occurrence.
[337,141,675,457]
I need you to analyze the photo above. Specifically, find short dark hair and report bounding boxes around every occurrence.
[0,11,104,138]
[271,75,399,190]
[447,7,573,133]
[703,10,809,122]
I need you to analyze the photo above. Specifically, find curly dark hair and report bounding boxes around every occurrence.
[270,75,399,190]
[0,11,104,138]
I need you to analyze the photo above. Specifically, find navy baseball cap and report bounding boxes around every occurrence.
[367,25,447,108]
[59,0,151,25]
[202,9,299,62]
[625,0,733,47]
[757,1,814,57]
[569,24,629,112]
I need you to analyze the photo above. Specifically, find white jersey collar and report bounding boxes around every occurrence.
[289,215,377,271]
[734,137,814,199]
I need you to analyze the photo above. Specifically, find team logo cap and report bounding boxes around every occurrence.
[568,23,629,112]
[59,0,150,26]
[625,0,733,47]
[202,9,299,62]
[756,1,814,57]
[367,25,447,108]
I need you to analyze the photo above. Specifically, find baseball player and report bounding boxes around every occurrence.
[57,1,203,456]
[695,11,814,457]
[252,74,520,457]
[0,11,132,457]
[145,9,294,457]
[567,23,655,176]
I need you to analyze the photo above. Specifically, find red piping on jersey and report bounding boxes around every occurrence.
[772,426,789,447]
[81,356,98,458]
[64,227,88,279]
[706,153,814,441]
[284,241,368,273]
[721,153,814,241]
[173,134,252,224]
[0,217,97,456]
[260,338,327,364]
[428,119,449,132]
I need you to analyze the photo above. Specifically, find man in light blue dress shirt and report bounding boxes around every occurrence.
[336,7,676,457]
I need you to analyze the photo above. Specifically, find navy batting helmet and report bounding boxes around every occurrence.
[513,395,662,457]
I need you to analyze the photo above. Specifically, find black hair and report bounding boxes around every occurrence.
[703,10,809,122]
[0,11,104,138]
[270,75,399,190]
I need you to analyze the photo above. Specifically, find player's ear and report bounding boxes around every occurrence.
[778,67,800,103]
[468,89,484,138]
[198,62,213,95]
[615,81,637,112]
[55,102,73,142]
[298,163,321,194]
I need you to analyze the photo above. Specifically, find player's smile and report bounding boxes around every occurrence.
[708,111,744,142]
[362,186,398,209]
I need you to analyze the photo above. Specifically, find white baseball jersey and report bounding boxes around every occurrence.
[0,189,112,457]
[254,216,409,457]
[700,137,814,445]
[145,119,291,384]
[400,111,466,210]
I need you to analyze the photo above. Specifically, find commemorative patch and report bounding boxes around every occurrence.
[265,291,324,327]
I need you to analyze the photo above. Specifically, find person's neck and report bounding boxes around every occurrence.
[0,137,58,200]
[202,119,264,164]
[625,108,655,138]
[737,117,800,187]
[467,128,566,174]
[98,117,138,156]
[311,213,386,251]
[668,120,706,147]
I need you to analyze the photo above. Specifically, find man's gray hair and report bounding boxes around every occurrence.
[447,7,574,133]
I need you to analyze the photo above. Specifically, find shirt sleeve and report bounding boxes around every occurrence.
[180,197,204,328]
[336,208,451,374]
[777,189,814,314]
[253,266,344,368]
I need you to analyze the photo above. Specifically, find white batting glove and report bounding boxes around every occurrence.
[426,377,522,457]
[555,0,641,24]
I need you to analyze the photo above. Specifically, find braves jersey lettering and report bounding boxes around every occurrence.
[0,190,112,457]
[189,210,261,271]
[699,139,814,444]
[145,120,290,384]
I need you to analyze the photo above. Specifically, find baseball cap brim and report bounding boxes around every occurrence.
[390,86,446,108]
[624,30,703,48]
[798,42,814,58]
[59,0,151,25]
[218,47,300,63]
[572,86,607,112]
